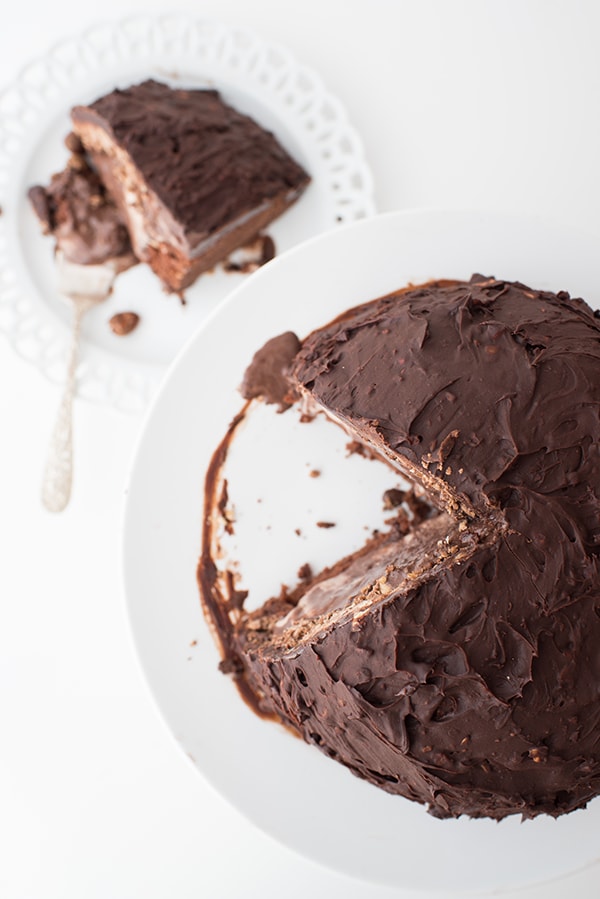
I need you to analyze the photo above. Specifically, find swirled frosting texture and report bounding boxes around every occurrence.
[241,277,600,819]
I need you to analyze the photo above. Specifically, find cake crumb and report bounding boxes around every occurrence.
[346,440,379,460]
[309,469,321,478]
[297,563,313,580]
[190,639,197,647]
[294,528,302,536]
[64,131,84,154]
[316,521,336,529]
[218,656,244,676]
[224,570,247,611]
[109,311,140,336]
[387,509,410,536]
[383,487,406,509]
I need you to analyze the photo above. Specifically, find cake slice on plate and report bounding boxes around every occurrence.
[70,79,310,292]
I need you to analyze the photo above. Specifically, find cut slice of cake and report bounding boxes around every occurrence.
[70,80,310,292]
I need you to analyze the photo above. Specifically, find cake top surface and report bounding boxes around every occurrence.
[292,275,600,531]
[71,79,310,235]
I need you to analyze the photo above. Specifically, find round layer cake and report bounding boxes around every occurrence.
[201,275,600,820]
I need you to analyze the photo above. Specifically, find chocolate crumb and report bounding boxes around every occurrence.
[294,528,302,536]
[297,563,313,580]
[109,311,140,336]
[346,440,379,460]
[224,569,247,610]
[383,487,406,509]
[218,656,245,676]
[64,131,84,154]
[316,521,336,529]
[28,185,52,231]
[387,509,411,536]
[405,489,435,523]
[66,152,86,172]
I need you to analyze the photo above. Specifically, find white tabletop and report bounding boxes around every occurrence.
[2,1,599,897]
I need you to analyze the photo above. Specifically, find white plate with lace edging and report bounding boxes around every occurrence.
[0,15,374,412]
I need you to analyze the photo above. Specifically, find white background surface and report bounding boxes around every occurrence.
[2,2,600,898]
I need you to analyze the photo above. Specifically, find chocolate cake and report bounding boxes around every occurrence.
[70,80,310,291]
[28,139,135,270]
[199,275,600,820]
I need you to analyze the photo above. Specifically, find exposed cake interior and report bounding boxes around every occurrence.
[27,140,136,270]
[217,417,497,677]
[241,509,485,656]
[230,294,502,648]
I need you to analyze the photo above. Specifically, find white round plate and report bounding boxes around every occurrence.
[123,210,600,894]
[0,15,374,412]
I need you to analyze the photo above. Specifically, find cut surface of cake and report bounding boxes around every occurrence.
[199,275,600,821]
[28,138,135,270]
[70,80,310,291]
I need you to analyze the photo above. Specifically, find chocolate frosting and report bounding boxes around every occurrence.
[72,80,310,238]
[241,331,301,411]
[200,276,600,820]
